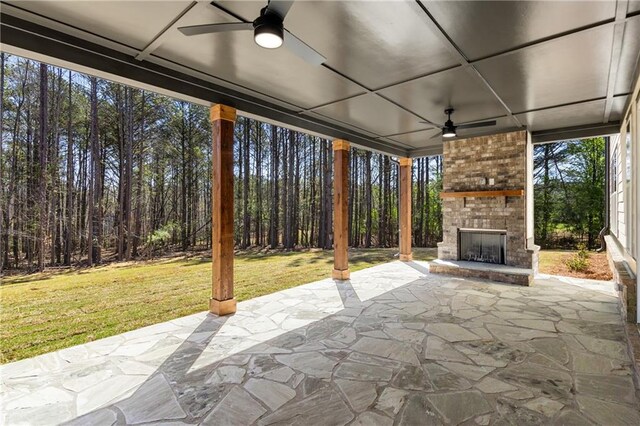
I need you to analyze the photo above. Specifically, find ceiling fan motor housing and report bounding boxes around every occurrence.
[442,108,457,137]
[253,8,285,48]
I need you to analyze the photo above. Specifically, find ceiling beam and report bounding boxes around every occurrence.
[0,13,410,158]
[603,0,629,122]
[408,145,443,158]
[135,1,199,61]
[531,122,621,144]
[512,96,609,116]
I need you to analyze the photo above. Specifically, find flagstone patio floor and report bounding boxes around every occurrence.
[1,260,639,425]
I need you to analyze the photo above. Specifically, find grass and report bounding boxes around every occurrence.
[0,247,436,363]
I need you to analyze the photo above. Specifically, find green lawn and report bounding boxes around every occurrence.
[0,248,436,363]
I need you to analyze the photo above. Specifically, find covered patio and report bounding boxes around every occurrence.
[3,0,637,314]
[2,262,638,425]
[1,0,640,424]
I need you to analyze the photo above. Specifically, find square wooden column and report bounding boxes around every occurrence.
[210,104,237,316]
[332,140,350,280]
[399,157,413,261]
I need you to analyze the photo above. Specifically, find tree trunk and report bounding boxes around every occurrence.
[0,53,4,272]
[364,151,372,247]
[132,91,145,257]
[269,125,279,249]
[255,123,263,246]
[37,63,48,272]
[88,76,101,265]
[285,129,296,249]
[242,117,251,248]
[64,70,73,265]
[124,87,134,259]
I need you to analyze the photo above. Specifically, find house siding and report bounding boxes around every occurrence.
[608,71,639,323]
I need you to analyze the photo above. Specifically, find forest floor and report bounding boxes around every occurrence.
[538,249,613,281]
[0,247,437,363]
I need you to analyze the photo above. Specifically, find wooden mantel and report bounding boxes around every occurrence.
[440,189,524,198]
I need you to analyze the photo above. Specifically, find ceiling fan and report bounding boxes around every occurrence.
[178,0,326,66]
[421,108,496,139]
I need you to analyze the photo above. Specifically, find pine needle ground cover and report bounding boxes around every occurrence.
[0,248,436,363]
[537,249,612,281]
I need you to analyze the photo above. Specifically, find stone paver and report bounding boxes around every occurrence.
[1,261,639,425]
[202,386,265,425]
[426,390,492,424]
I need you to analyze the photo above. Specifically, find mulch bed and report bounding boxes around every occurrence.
[540,251,613,281]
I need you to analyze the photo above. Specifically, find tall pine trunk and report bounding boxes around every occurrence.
[88,76,101,265]
[269,125,279,249]
[64,71,73,265]
[0,53,5,272]
[132,92,145,257]
[37,63,48,272]
[242,117,251,248]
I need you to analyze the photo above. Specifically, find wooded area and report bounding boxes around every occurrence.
[0,53,608,274]
[0,54,443,272]
[533,137,606,249]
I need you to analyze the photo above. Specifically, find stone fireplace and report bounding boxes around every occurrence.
[433,130,539,284]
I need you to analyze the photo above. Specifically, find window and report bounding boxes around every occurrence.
[611,145,618,194]
[626,123,632,183]
[611,142,619,236]
[624,120,635,255]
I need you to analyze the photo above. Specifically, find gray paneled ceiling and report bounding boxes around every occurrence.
[313,93,428,138]
[2,0,191,50]
[377,67,508,124]
[1,0,639,156]
[474,25,614,113]
[515,99,608,132]
[610,95,630,121]
[425,0,616,60]
[616,16,640,95]
[253,0,460,89]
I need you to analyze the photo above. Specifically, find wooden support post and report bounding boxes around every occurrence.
[332,139,350,280]
[210,104,237,316]
[399,157,413,261]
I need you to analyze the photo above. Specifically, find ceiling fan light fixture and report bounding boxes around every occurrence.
[442,128,456,138]
[253,12,284,49]
[442,108,457,138]
[442,122,457,138]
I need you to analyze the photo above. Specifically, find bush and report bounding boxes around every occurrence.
[146,222,179,258]
[566,244,590,272]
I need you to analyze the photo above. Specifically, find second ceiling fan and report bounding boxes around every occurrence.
[421,108,496,139]
[178,0,326,66]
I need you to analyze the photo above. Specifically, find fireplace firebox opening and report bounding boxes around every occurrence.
[458,229,507,265]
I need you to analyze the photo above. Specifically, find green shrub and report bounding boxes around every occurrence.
[566,244,590,272]
[146,222,179,258]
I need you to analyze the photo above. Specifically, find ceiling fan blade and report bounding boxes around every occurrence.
[428,132,442,140]
[283,30,326,65]
[178,22,253,36]
[456,120,497,130]
[266,0,295,20]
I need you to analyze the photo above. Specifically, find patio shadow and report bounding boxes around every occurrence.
[44,264,639,426]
